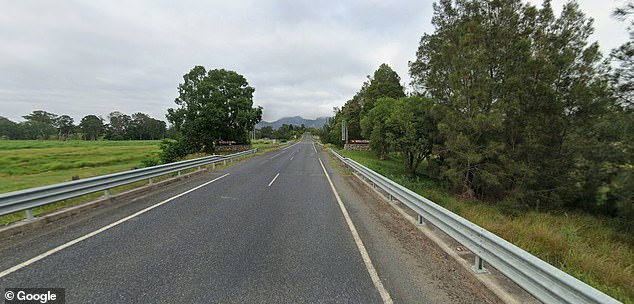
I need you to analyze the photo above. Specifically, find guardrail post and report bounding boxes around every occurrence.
[104,189,112,199]
[197,166,201,171]
[212,162,216,171]
[148,178,153,185]
[224,160,227,166]
[417,214,425,225]
[177,170,181,176]
[25,209,34,221]
[472,256,487,274]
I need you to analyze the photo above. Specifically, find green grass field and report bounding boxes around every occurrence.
[334,148,634,303]
[0,140,162,194]
[0,139,291,226]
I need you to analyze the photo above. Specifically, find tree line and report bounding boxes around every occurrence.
[0,110,167,141]
[320,0,633,228]
[257,124,314,141]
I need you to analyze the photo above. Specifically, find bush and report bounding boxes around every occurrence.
[159,139,197,163]
[140,158,160,168]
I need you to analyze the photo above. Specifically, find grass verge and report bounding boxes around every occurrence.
[335,148,634,304]
[0,139,281,227]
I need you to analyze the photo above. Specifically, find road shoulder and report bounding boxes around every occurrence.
[319,147,504,304]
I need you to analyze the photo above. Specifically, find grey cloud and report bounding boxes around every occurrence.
[0,0,628,124]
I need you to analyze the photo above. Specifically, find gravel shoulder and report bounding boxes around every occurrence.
[321,148,503,304]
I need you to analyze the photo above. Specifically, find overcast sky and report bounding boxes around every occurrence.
[0,0,630,123]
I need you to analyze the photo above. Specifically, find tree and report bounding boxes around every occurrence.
[363,63,406,114]
[129,112,152,140]
[609,1,634,230]
[274,124,293,140]
[54,115,75,140]
[410,0,613,206]
[0,116,20,139]
[105,111,131,140]
[612,1,634,107]
[79,115,104,140]
[260,126,273,139]
[165,66,262,158]
[22,110,57,139]
[361,97,395,159]
[387,97,441,177]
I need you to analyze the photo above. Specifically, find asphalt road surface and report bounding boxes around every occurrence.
[0,135,499,303]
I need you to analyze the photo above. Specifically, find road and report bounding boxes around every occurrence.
[0,135,499,303]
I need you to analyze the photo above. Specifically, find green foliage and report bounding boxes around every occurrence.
[140,157,160,168]
[361,97,394,159]
[21,110,57,139]
[362,63,406,114]
[79,115,104,140]
[321,63,406,147]
[104,111,166,140]
[273,124,295,140]
[166,66,262,154]
[159,139,196,163]
[55,115,75,140]
[387,97,442,176]
[409,0,618,210]
[337,149,634,303]
[259,126,274,138]
[0,117,20,139]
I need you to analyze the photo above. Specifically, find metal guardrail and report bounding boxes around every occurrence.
[328,148,620,304]
[0,149,258,219]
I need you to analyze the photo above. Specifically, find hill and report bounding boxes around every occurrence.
[256,116,329,129]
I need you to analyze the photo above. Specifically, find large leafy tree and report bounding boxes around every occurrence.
[105,111,131,140]
[166,66,262,155]
[361,97,394,159]
[387,97,441,176]
[362,63,405,114]
[323,63,406,146]
[410,0,614,207]
[79,115,104,140]
[54,115,75,140]
[22,110,58,139]
[0,117,20,139]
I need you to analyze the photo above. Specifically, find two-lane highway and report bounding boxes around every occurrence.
[0,135,387,303]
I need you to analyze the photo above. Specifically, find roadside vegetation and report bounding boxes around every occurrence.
[0,140,161,194]
[334,148,634,303]
[319,1,634,302]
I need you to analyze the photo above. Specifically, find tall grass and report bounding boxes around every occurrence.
[0,140,161,193]
[337,149,634,303]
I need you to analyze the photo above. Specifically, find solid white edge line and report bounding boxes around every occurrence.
[312,142,318,154]
[267,173,280,187]
[0,173,231,279]
[317,157,393,304]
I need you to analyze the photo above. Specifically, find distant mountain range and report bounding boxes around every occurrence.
[256,116,329,130]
